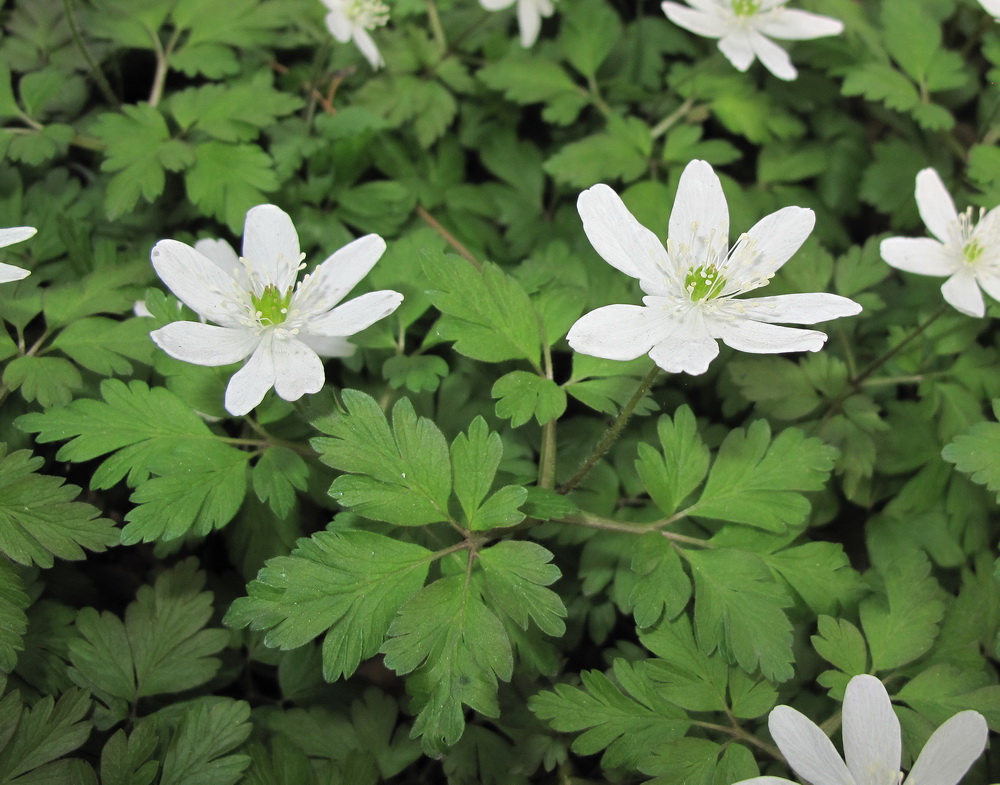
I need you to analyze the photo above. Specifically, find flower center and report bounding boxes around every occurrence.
[684,264,727,301]
[251,284,294,326]
[731,0,760,16]
[963,240,984,264]
[345,0,390,30]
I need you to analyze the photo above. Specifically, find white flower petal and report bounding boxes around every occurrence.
[353,27,384,69]
[194,238,241,276]
[517,0,543,46]
[567,304,664,361]
[151,322,260,366]
[756,9,844,39]
[713,318,827,355]
[730,779,799,785]
[842,676,901,785]
[480,0,516,10]
[729,206,815,287]
[226,335,277,416]
[879,238,957,277]
[305,290,403,336]
[241,204,301,291]
[669,160,730,270]
[731,293,861,325]
[0,262,30,283]
[648,313,720,374]
[904,711,988,785]
[915,169,959,245]
[718,30,757,71]
[297,333,356,357]
[325,10,352,42]
[577,184,673,283]
[974,266,1000,305]
[271,336,325,401]
[151,239,246,326]
[941,270,985,317]
[768,705,856,785]
[0,226,37,248]
[749,30,797,80]
[296,234,388,316]
[980,0,1000,15]
[662,2,730,37]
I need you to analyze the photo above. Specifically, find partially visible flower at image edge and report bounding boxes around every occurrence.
[567,159,861,375]
[661,0,844,81]
[149,204,403,416]
[880,167,1000,318]
[732,674,988,785]
[978,0,1000,20]
[0,226,36,283]
[478,0,555,48]
[321,0,389,69]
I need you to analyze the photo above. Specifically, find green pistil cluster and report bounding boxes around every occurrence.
[346,0,390,29]
[963,240,984,264]
[731,0,761,15]
[685,264,727,301]
[251,284,294,326]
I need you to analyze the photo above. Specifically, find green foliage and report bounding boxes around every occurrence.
[0,559,29,673]
[942,406,1000,501]
[492,371,566,427]
[151,698,252,785]
[0,689,92,782]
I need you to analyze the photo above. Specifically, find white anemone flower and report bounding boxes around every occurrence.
[0,226,36,282]
[479,0,554,47]
[978,0,1000,20]
[321,0,389,69]
[880,168,1000,318]
[566,160,861,375]
[733,675,988,785]
[661,0,844,81]
[150,204,403,416]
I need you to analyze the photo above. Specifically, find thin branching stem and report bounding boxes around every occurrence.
[62,0,120,109]
[416,205,483,270]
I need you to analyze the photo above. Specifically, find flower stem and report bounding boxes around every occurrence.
[558,362,660,495]
[537,328,557,490]
[416,205,482,270]
[651,96,695,139]
[426,0,447,52]
[851,303,948,388]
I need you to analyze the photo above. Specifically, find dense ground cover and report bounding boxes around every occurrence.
[0,0,999,782]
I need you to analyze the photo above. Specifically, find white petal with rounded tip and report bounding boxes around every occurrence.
[325,10,352,41]
[731,206,815,286]
[941,271,985,317]
[271,336,325,401]
[567,304,664,361]
[718,31,757,70]
[298,333,356,357]
[150,322,260,366]
[353,27,384,69]
[842,675,900,785]
[295,234,388,317]
[879,238,956,277]
[480,0,516,10]
[648,313,719,374]
[226,334,277,416]
[662,2,730,37]
[915,169,959,245]
[980,0,1000,16]
[732,293,862,324]
[905,711,988,785]
[0,262,30,283]
[577,184,672,283]
[713,319,827,355]
[749,30,797,80]
[0,226,37,248]
[517,0,543,46]
[974,267,1000,304]
[241,205,301,291]
[757,8,844,39]
[669,160,730,269]
[768,705,855,785]
[151,239,246,327]
[305,290,403,336]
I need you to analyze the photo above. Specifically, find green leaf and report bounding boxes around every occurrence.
[661,125,740,166]
[686,549,794,682]
[728,356,824,421]
[154,698,251,785]
[184,142,277,231]
[314,392,452,526]
[841,63,918,112]
[382,355,448,393]
[68,559,228,714]
[450,417,526,531]
[557,0,621,78]
[881,0,941,83]
[564,354,659,416]
[224,529,431,681]
[545,117,650,188]
[251,447,309,519]
[381,575,513,754]
[529,666,688,770]
[897,664,1000,727]
[641,737,734,785]
[0,689,92,780]
[636,405,710,516]
[0,446,117,568]
[42,264,150,327]
[477,53,588,125]
[638,615,728,713]
[50,316,154,376]
[942,417,1000,501]
[3,356,82,408]
[491,371,566,427]
[478,541,566,636]
[629,533,692,628]
[693,421,836,532]
[99,726,159,785]
[0,558,29,672]
[423,251,543,367]
[811,615,869,676]
[763,542,863,616]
